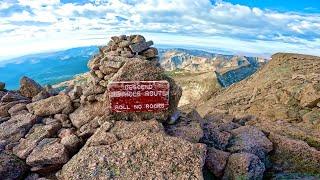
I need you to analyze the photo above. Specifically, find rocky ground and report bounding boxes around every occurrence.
[0,35,319,180]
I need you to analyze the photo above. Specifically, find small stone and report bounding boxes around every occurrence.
[19,76,43,98]
[121,51,134,58]
[118,40,131,48]
[0,82,5,90]
[87,95,96,102]
[111,36,120,43]
[54,114,69,123]
[99,80,108,87]
[58,128,75,138]
[95,70,104,79]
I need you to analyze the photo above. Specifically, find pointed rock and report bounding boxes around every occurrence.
[19,76,43,98]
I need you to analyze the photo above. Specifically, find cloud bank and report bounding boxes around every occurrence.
[0,0,320,60]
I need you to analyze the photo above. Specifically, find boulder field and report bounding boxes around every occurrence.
[0,35,319,179]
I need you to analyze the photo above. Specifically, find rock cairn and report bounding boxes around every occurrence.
[0,36,319,179]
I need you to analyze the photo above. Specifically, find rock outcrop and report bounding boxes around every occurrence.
[19,76,43,98]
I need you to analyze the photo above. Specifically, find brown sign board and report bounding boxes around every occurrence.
[107,81,170,112]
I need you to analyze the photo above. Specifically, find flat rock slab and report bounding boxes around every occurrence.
[0,113,37,143]
[27,95,72,116]
[129,41,153,53]
[59,132,206,180]
[26,138,69,167]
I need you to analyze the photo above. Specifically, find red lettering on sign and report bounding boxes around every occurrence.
[107,81,170,112]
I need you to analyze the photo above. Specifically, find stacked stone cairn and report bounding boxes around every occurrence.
[1,35,308,179]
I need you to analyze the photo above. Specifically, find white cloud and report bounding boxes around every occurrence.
[0,0,320,60]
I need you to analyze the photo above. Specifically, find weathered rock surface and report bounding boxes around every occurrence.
[59,132,206,180]
[228,126,273,162]
[269,133,320,174]
[223,153,265,180]
[26,138,69,168]
[0,151,28,180]
[0,113,38,143]
[165,110,204,143]
[27,95,72,116]
[19,76,43,98]
[69,101,106,128]
[205,147,230,177]
[13,123,60,159]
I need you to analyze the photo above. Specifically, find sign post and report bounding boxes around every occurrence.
[107,81,170,113]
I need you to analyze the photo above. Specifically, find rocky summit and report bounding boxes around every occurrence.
[0,35,320,180]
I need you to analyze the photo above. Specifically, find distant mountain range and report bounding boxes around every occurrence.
[0,46,268,90]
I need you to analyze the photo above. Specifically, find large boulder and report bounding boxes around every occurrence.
[69,101,106,128]
[269,133,320,174]
[223,153,265,180]
[0,113,38,143]
[0,152,28,180]
[26,138,69,169]
[27,95,72,116]
[19,76,43,98]
[227,126,273,162]
[13,123,61,159]
[59,132,206,180]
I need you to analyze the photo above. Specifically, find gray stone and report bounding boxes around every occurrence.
[129,40,153,53]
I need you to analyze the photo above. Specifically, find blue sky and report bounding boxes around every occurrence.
[0,0,320,60]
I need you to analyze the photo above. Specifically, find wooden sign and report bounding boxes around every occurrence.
[107,81,170,112]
